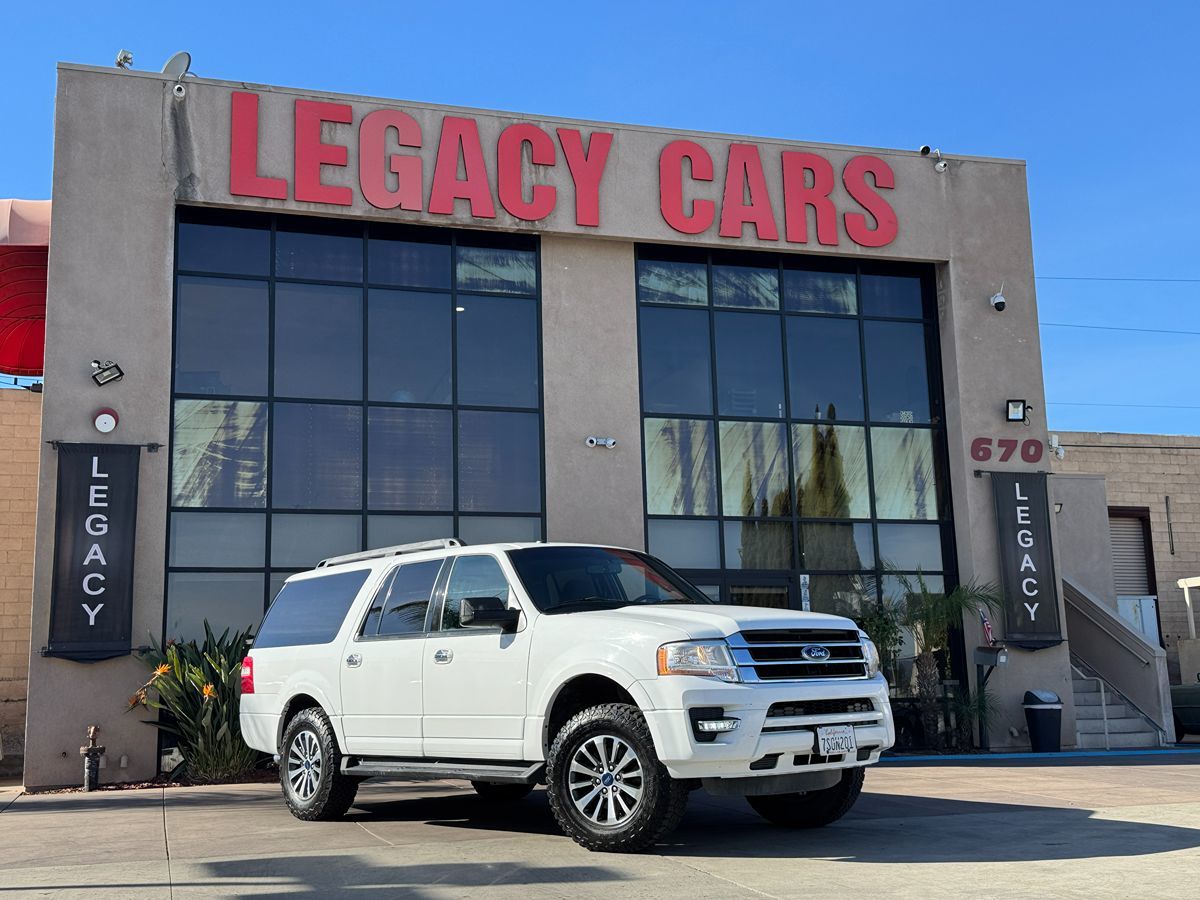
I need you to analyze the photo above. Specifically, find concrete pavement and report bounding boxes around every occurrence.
[2,755,1199,898]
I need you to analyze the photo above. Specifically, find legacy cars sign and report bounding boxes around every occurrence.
[229,91,898,248]
[990,472,1063,646]
[46,444,140,662]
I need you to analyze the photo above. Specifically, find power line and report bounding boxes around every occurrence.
[1047,401,1200,410]
[1040,322,1200,336]
[1037,275,1200,283]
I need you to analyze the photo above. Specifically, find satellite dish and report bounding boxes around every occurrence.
[161,51,192,78]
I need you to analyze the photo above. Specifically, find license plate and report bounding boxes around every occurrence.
[817,724,857,756]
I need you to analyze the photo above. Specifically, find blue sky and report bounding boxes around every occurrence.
[3,3,1197,434]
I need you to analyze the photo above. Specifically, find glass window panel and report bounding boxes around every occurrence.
[457,516,542,545]
[786,317,864,421]
[456,245,536,295]
[723,521,793,569]
[782,270,857,315]
[871,428,941,521]
[165,572,264,644]
[860,273,923,318]
[272,403,362,509]
[377,559,443,636]
[719,421,790,518]
[172,400,267,508]
[275,283,363,401]
[458,410,541,513]
[693,584,722,602]
[175,277,268,396]
[368,235,451,289]
[807,573,871,618]
[368,407,452,510]
[637,258,707,305]
[169,512,266,568]
[276,226,363,281]
[647,519,721,570]
[801,523,874,571]
[368,290,452,404]
[442,554,513,630]
[359,568,394,637]
[714,312,785,418]
[712,265,779,309]
[643,418,717,516]
[792,423,870,519]
[864,321,931,424]
[877,523,944,572]
[729,584,790,608]
[882,573,944,605]
[177,221,271,276]
[271,514,361,568]
[368,515,455,549]
[456,295,538,407]
[639,306,712,415]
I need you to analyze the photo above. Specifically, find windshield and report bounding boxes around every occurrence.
[506,546,714,614]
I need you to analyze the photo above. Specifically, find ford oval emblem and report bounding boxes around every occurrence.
[802,645,831,662]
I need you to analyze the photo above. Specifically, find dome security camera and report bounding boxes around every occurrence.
[919,145,932,156]
[173,82,187,100]
[990,292,1007,312]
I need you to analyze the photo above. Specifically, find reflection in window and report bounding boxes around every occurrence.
[877,523,943,571]
[729,584,790,608]
[458,411,541,513]
[272,403,362,509]
[443,555,512,630]
[377,560,443,636]
[456,245,536,295]
[860,274,923,318]
[719,421,790,517]
[368,290,451,404]
[871,428,940,520]
[724,520,792,569]
[807,573,871,618]
[457,516,542,545]
[644,418,717,516]
[456,296,539,407]
[715,312,784,418]
[165,572,265,643]
[368,235,451,289]
[647,519,721,570]
[712,265,779,309]
[792,423,870,519]
[865,321,931,424]
[172,400,267,508]
[637,258,707,305]
[175,278,269,396]
[276,226,363,282]
[782,270,856,315]
[786,317,864,421]
[801,523,874,571]
[368,407,452,510]
[882,573,944,605]
[271,514,361,568]
[368,515,455,549]
[274,283,363,401]
[177,220,270,276]
[639,306,712,415]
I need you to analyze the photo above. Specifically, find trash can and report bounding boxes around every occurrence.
[1023,690,1063,753]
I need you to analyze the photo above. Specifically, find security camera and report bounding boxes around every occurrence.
[989,292,1007,312]
[602,438,617,449]
[919,145,931,156]
[934,159,949,173]
[585,437,598,448]
[173,82,187,100]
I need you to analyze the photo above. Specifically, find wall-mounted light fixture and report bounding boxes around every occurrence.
[1005,399,1031,425]
[91,360,124,387]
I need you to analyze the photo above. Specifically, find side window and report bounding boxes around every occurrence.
[359,568,396,637]
[254,569,371,648]
[442,555,512,631]
[378,559,443,636]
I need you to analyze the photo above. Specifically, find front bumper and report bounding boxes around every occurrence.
[639,675,894,780]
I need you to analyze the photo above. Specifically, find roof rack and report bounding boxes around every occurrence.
[317,538,466,568]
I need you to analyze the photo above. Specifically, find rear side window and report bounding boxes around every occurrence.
[377,559,443,636]
[254,569,371,648]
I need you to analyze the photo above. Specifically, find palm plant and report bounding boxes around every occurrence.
[892,572,1001,750]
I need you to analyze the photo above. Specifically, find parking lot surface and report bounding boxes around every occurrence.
[2,753,1199,898]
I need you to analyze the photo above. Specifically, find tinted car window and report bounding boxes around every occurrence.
[378,560,444,636]
[254,569,371,648]
[441,555,511,631]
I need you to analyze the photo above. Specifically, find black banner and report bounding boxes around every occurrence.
[990,472,1062,647]
[46,444,141,662]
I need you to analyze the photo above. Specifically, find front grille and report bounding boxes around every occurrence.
[766,698,875,718]
[730,629,868,681]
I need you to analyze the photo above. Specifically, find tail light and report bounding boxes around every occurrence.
[240,656,254,695]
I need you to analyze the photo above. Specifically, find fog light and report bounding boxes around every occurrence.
[696,718,739,733]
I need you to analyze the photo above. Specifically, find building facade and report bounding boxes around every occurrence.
[24,62,1075,788]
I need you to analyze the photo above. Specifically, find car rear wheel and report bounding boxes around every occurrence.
[746,766,865,828]
[280,707,359,821]
[546,702,688,853]
[471,781,535,802]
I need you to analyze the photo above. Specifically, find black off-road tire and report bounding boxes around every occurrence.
[546,702,688,853]
[280,707,359,821]
[471,781,536,802]
[747,766,865,828]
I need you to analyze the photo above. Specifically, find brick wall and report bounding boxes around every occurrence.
[1053,431,1200,682]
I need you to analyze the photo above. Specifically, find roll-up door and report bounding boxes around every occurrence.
[1109,516,1150,595]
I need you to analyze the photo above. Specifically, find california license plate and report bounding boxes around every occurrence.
[817,724,857,756]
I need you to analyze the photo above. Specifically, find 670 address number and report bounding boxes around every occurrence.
[970,437,1044,464]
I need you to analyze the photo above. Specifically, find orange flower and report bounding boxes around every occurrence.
[153,664,170,677]
[201,683,215,699]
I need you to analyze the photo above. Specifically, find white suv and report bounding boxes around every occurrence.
[240,539,894,852]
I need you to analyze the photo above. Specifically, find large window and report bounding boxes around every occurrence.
[637,246,955,695]
[166,210,543,642]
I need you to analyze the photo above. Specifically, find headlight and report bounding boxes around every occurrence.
[657,641,740,683]
[858,630,881,678]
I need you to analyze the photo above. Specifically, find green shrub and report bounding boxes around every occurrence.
[128,622,259,783]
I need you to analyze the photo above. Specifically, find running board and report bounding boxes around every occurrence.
[341,758,545,784]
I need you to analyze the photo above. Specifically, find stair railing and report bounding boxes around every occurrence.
[1071,664,1111,751]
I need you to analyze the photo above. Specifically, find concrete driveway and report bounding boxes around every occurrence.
[2,754,1200,898]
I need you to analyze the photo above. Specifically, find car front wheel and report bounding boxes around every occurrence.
[747,766,865,828]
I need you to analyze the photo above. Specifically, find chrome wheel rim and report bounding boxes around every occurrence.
[287,730,323,802]
[568,734,644,827]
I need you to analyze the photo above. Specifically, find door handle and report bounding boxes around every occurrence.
[433,648,453,665]
[346,653,362,668]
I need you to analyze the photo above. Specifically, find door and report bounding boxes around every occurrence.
[339,558,443,756]
[422,554,531,760]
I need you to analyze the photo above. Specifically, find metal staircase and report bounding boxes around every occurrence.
[1071,661,1167,749]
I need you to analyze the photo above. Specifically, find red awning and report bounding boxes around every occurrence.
[0,199,50,378]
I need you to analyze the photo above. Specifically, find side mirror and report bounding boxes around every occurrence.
[459,596,520,631]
